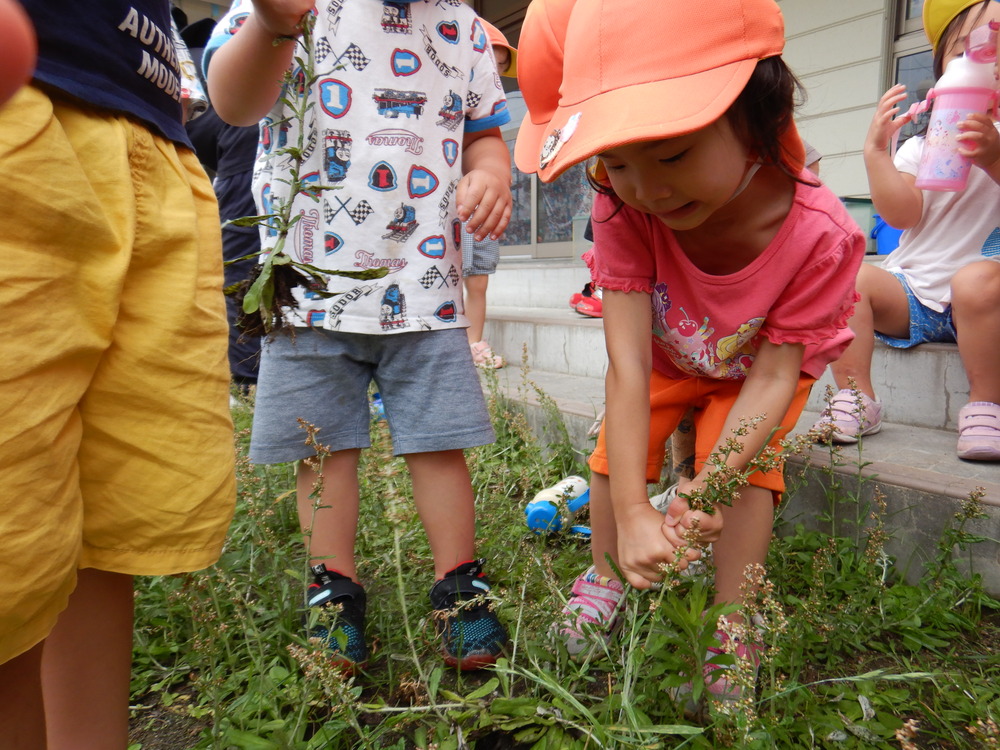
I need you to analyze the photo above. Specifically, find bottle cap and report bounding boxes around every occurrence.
[966,21,998,63]
[525,501,562,533]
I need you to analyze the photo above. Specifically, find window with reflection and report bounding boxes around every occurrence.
[503,139,532,246]
[536,161,591,244]
[895,50,934,146]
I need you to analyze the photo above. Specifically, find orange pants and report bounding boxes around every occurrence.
[589,370,814,499]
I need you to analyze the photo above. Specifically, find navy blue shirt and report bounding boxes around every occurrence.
[22,1,190,146]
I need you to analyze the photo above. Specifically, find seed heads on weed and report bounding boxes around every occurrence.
[968,718,1000,748]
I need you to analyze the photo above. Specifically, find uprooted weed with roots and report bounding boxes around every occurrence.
[223,16,387,338]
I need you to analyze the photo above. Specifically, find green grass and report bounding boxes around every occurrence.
[129,377,1000,749]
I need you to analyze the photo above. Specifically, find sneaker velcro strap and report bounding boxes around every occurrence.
[308,577,365,608]
[430,561,492,609]
[962,414,1000,427]
[958,403,1000,434]
[827,393,861,415]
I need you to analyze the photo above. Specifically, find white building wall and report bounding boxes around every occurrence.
[780,0,893,198]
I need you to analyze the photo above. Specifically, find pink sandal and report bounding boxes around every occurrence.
[554,566,626,656]
[957,401,1000,461]
[470,340,504,369]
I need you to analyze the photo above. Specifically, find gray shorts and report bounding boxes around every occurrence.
[461,227,500,276]
[249,328,495,463]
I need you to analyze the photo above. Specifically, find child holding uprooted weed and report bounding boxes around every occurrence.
[515,0,865,704]
[206,0,513,673]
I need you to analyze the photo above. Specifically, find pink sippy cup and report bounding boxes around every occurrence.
[915,21,1000,191]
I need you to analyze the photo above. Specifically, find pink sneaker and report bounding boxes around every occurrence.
[701,629,763,701]
[555,567,625,656]
[812,389,882,444]
[957,402,1000,461]
[672,627,763,712]
[470,340,504,369]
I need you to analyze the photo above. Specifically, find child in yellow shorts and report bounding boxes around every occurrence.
[0,4,236,748]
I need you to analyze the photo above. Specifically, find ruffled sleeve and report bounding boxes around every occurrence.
[761,229,865,350]
[584,193,656,294]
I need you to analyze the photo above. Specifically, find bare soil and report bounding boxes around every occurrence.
[129,699,208,750]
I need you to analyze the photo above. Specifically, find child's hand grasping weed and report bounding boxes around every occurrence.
[656,416,783,587]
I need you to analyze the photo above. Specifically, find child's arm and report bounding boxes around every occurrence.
[958,113,1000,185]
[660,339,805,548]
[207,1,312,126]
[864,84,923,229]
[603,290,696,589]
[0,0,35,107]
[459,128,512,242]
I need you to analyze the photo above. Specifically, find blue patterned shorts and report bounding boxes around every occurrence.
[875,272,956,348]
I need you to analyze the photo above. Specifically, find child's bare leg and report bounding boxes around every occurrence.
[41,569,133,750]
[830,264,909,398]
[710,485,774,618]
[463,274,489,345]
[587,471,621,579]
[406,449,476,577]
[0,643,45,749]
[951,260,1000,404]
[297,449,362,581]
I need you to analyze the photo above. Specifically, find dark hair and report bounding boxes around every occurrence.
[933,2,990,78]
[587,56,813,204]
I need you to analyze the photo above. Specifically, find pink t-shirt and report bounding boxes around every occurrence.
[586,176,865,381]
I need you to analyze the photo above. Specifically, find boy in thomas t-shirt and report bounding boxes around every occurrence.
[207,0,513,671]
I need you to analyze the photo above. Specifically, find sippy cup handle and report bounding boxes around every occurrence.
[890,96,932,159]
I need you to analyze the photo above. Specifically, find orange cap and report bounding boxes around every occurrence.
[512,0,577,173]
[531,0,786,182]
[479,18,518,78]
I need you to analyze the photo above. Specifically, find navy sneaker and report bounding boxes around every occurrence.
[306,564,368,673]
[429,560,508,670]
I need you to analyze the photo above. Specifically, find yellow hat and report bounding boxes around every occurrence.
[923,0,982,51]
[480,18,518,78]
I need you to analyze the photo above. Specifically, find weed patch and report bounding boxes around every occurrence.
[130,382,1000,749]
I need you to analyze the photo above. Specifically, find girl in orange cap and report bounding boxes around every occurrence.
[516,0,866,705]
[814,0,1000,460]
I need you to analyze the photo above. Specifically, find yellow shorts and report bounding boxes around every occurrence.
[0,86,237,663]
[589,371,814,500]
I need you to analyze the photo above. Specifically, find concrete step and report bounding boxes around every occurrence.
[490,366,605,451]
[484,303,967,431]
[810,342,968,431]
[489,364,999,501]
[488,258,590,310]
[485,306,605,380]
[784,411,1000,597]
